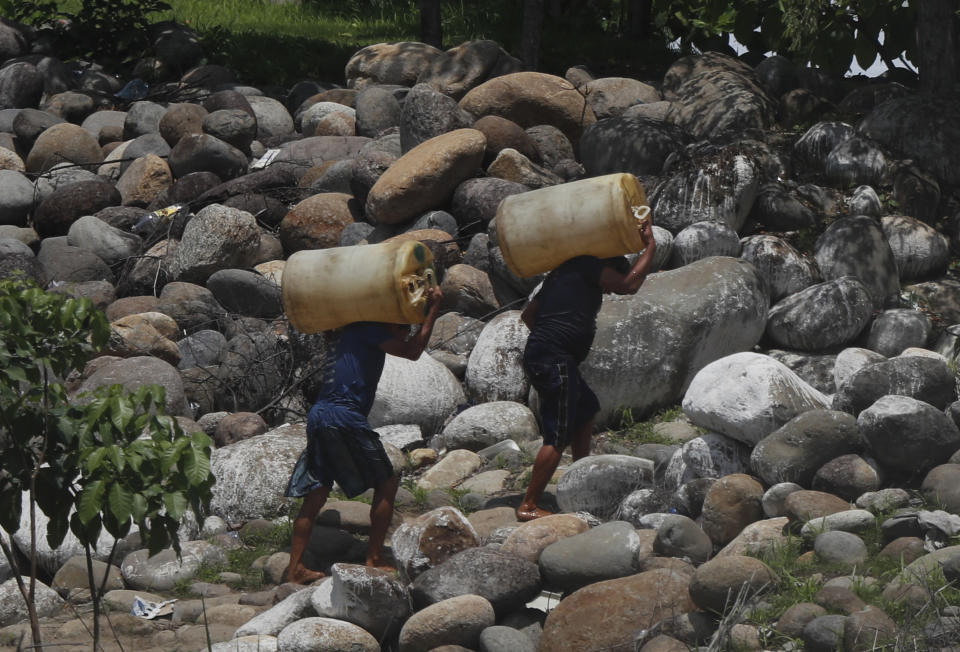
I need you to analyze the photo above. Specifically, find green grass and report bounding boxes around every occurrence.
[606,405,687,447]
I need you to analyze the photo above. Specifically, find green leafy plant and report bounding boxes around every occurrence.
[0,278,214,649]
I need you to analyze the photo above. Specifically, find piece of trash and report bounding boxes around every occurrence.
[131,595,177,619]
[115,79,149,101]
[133,203,185,235]
[252,148,281,169]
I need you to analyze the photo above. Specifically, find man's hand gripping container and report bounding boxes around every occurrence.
[282,240,437,333]
[495,172,652,278]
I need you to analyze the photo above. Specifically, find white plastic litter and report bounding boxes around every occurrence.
[131,596,177,619]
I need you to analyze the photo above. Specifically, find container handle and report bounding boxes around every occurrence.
[631,204,651,225]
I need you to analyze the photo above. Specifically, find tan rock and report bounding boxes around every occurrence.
[113,311,179,339]
[309,112,356,137]
[784,489,851,523]
[116,154,172,207]
[279,192,360,253]
[346,41,444,89]
[700,473,764,546]
[253,259,284,286]
[26,122,104,173]
[417,449,483,491]
[0,146,25,172]
[159,102,208,147]
[104,318,180,366]
[582,77,662,119]
[391,506,480,582]
[409,447,438,469]
[487,148,561,189]
[459,72,597,146]
[500,513,589,563]
[716,516,789,557]
[688,555,778,614]
[467,506,519,541]
[438,263,498,318]
[365,128,485,225]
[538,568,695,652]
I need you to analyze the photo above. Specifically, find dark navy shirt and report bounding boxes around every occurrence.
[524,256,605,363]
[317,322,392,415]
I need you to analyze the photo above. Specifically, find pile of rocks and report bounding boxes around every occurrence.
[3,14,960,652]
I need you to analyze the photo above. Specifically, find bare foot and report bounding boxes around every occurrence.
[365,558,397,573]
[286,565,326,585]
[516,506,553,522]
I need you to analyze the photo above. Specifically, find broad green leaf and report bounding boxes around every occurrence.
[183,448,211,486]
[84,447,108,473]
[77,480,105,524]
[109,393,135,433]
[163,491,188,520]
[107,483,134,525]
[106,445,125,472]
[131,493,148,521]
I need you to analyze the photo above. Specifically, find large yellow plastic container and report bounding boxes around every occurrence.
[282,240,437,333]
[496,173,651,278]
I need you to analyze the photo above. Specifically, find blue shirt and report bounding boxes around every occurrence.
[317,322,392,415]
[524,256,605,363]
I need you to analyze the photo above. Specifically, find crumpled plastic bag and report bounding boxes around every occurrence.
[131,596,177,619]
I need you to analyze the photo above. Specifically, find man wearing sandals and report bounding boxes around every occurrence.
[516,221,656,522]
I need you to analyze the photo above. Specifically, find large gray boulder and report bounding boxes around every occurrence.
[814,215,899,310]
[417,39,522,99]
[399,83,475,153]
[312,563,410,641]
[683,352,831,446]
[880,214,949,281]
[465,311,529,404]
[664,433,751,489]
[556,455,655,519]
[651,145,761,233]
[739,234,820,303]
[669,220,741,267]
[437,401,538,451]
[824,136,887,187]
[864,308,931,357]
[120,540,226,592]
[794,121,855,167]
[579,114,685,178]
[166,203,261,284]
[858,395,960,475]
[77,355,189,417]
[750,410,861,487]
[346,41,445,89]
[209,423,306,522]
[765,277,874,351]
[66,215,142,266]
[583,256,768,425]
[858,95,960,187]
[234,585,317,638]
[409,547,541,615]
[368,352,466,436]
[833,355,957,416]
[0,578,63,626]
[538,521,641,594]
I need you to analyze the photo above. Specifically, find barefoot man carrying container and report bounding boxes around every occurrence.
[515,221,656,522]
[284,286,443,583]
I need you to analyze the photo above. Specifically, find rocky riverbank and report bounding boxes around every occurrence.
[3,16,960,652]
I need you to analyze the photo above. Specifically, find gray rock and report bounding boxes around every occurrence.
[124,101,167,139]
[921,465,960,514]
[216,328,290,413]
[210,636,278,652]
[765,277,873,351]
[355,85,402,139]
[13,108,63,149]
[653,514,713,564]
[417,39,521,99]
[688,555,777,613]
[584,256,768,424]
[206,269,282,318]
[881,214,949,281]
[78,354,189,416]
[525,124,575,171]
[864,308,931,357]
[203,108,257,153]
[314,563,410,640]
[347,41,444,89]
[275,135,370,169]
[740,235,820,303]
[409,547,540,615]
[0,169,36,226]
[814,531,868,566]
[479,625,536,652]
[0,578,63,626]
[0,236,44,283]
[121,540,226,591]
[664,434,751,489]
[580,114,685,178]
[465,311,529,403]
[438,401,538,451]
[368,352,466,436]
[37,239,113,284]
[0,61,43,110]
[168,133,248,180]
[247,95,294,142]
[762,482,803,518]
[209,423,305,522]
[167,203,261,283]
[177,329,228,369]
[833,347,886,391]
[859,95,960,187]
[802,614,847,652]
[277,615,378,651]
[858,395,960,475]
[66,215,142,266]
[855,488,911,514]
[651,146,760,233]
[398,594,495,652]
[556,455,654,519]
[451,177,527,232]
[157,281,225,334]
[847,184,882,217]
[801,509,876,543]
[391,507,481,582]
[538,521,640,593]
[834,355,957,415]
[824,136,887,187]
[765,349,837,395]
[814,215,899,310]
[298,101,354,133]
[668,221,741,267]
[400,83,474,153]
[748,183,817,232]
[683,352,830,446]
[32,178,121,238]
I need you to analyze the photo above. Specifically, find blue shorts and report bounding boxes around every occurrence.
[525,355,600,449]
[285,401,395,499]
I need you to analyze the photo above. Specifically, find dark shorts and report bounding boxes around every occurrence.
[525,355,600,449]
[284,403,395,499]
